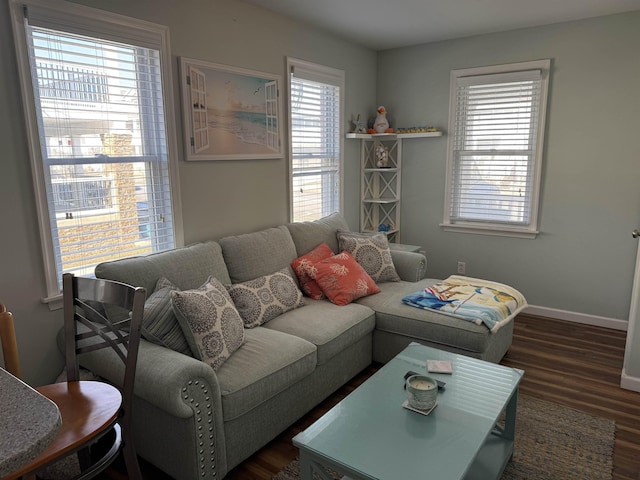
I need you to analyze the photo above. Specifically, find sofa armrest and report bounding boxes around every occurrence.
[78,338,222,418]
[78,338,228,478]
[391,250,427,282]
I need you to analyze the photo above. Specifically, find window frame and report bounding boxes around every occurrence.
[286,57,345,223]
[9,0,183,306]
[442,59,550,239]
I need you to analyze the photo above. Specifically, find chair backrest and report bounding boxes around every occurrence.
[62,273,146,412]
[0,303,21,378]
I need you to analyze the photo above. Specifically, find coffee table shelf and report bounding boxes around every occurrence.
[293,343,522,480]
[464,434,514,480]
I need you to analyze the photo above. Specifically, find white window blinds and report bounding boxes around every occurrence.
[15,2,178,294]
[445,62,549,236]
[289,60,343,222]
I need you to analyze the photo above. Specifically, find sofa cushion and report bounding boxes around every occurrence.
[171,277,245,371]
[286,212,350,256]
[291,242,334,300]
[226,269,305,328]
[95,241,231,296]
[220,226,298,283]
[310,252,380,306]
[216,327,317,421]
[264,299,375,365]
[337,231,400,283]
[141,277,191,355]
[355,279,499,354]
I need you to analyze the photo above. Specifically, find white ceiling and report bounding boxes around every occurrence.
[241,0,640,50]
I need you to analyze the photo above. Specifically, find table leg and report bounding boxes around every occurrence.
[299,452,313,480]
[299,451,340,480]
[503,388,518,443]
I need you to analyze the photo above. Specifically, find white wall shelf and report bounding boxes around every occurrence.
[348,131,443,243]
[362,198,399,203]
[363,168,400,173]
[346,132,443,139]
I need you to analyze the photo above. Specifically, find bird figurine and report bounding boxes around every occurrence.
[374,106,390,133]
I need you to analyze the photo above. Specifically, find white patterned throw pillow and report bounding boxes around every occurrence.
[226,268,305,328]
[171,277,245,371]
[337,231,401,283]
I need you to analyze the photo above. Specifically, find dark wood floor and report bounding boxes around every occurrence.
[107,314,640,479]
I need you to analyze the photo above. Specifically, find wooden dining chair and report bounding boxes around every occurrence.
[7,273,146,480]
[0,303,21,377]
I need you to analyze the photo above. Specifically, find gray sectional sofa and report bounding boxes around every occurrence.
[78,213,512,480]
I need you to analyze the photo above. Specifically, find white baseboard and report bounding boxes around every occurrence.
[621,369,640,392]
[524,305,628,331]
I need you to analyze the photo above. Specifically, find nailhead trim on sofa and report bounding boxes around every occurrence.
[183,379,217,477]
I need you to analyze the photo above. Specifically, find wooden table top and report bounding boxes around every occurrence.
[0,368,61,478]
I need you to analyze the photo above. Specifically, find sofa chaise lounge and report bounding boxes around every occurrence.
[76,213,513,479]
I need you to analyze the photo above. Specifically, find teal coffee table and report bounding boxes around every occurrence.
[293,343,523,480]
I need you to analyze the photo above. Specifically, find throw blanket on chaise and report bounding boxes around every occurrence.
[402,275,527,332]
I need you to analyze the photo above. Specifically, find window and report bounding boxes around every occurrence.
[10,0,182,301]
[288,58,344,222]
[443,60,550,238]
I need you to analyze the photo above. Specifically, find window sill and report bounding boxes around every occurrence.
[42,293,63,311]
[440,222,538,239]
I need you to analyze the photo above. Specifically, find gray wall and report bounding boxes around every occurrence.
[377,12,640,323]
[0,0,376,385]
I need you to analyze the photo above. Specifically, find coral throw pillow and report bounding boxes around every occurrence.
[310,251,380,306]
[291,242,334,300]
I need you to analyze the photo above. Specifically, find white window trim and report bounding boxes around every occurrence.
[9,0,184,307]
[441,59,550,239]
[286,57,345,222]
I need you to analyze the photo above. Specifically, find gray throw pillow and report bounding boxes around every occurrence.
[226,268,305,328]
[141,277,191,356]
[171,277,245,371]
[337,231,401,283]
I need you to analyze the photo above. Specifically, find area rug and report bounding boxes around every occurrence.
[272,394,615,480]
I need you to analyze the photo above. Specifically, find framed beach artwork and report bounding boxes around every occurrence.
[179,57,282,160]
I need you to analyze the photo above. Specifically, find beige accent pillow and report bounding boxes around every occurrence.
[226,269,305,328]
[171,277,244,370]
[337,231,400,283]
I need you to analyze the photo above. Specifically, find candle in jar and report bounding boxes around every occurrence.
[409,378,435,390]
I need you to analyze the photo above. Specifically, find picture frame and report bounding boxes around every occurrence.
[179,57,283,161]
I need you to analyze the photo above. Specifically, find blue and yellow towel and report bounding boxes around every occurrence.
[402,275,527,332]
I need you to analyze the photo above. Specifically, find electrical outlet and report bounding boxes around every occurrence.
[457,261,466,274]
